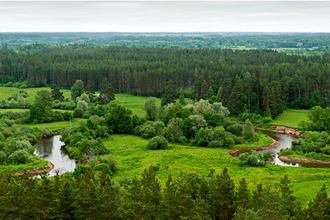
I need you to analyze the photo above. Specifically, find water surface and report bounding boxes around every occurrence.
[34,135,76,176]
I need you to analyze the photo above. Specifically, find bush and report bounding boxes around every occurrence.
[93,163,112,175]
[247,154,259,166]
[147,136,168,150]
[0,151,6,164]
[73,108,84,118]
[8,150,32,164]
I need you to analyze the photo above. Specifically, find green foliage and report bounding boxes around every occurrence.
[147,136,168,150]
[105,105,133,133]
[100,78,115,104]
[162,118,185,143]
[77,100,88,112]
[71,79,84,101]
[238,151,268,167]
[139,121,165,139]
[29,90,53,123]
[242,119,256,141]
[194,126,234,148]
[73,108,84,118]
[8,150,32,164]
[144,97,158,121]
[51,84,64,101]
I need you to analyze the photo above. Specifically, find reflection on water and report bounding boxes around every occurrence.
[34,135,76,176]
[259,133,299,167]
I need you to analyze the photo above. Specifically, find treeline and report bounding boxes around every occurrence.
[0,167,328,219]
[1,46,330,116]
[1,32,330,50]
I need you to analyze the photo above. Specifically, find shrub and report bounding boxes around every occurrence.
[73,108,84,118]
[0,151,6,164]
[247,154,259,166]
[93,163,112,175]
[147,136,168,150]
[8,150,32,164]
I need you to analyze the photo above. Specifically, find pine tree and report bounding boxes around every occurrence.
[229,78,246,115]
[306,184,329,219]
[235,178,250,210]
[179,87,186,105]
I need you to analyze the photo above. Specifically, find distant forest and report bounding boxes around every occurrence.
[1,32,330,51]
[1,43,330,117]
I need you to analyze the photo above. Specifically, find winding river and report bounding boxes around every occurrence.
[32,132,330,177]
[34,135,76,176]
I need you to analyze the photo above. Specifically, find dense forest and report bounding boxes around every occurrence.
[1,45,330,117]
[1,167,329,220]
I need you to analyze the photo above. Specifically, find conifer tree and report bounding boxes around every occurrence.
[235,178,250,210]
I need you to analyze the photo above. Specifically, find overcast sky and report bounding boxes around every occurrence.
[0,1,329,32]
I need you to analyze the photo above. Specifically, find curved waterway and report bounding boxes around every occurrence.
[259,132,299,167]
[34,135,76,176]
[233,132,330,168]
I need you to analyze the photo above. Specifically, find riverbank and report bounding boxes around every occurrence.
[260,125,302,138]
[12,161,54,176]
[279,156,330,165]
[228,137,280,157]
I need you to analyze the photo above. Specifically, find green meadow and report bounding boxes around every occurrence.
[104,134,330,206]
[0,87,71,102]
[113,94,161,117]
[20,118,86,132]
[0,155,49,174]
[269,109,308,128]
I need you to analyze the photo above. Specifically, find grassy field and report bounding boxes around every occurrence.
[0,155,49,174]
[104,134,330,206]
[0,87,71,102]
[234,133,273,149]
[20,118,86,132]
[0,86,157,117]
[113,94,160,117]
[270,109,308,128]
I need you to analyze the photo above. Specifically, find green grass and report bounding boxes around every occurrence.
[104,134,330,206]
[113,94,160,117]
[0,87,71,102]
[234,134,273,149]
[270,109,308,128]
[20,118,86,132]
[0,86,159,118]
[0,155,49,174]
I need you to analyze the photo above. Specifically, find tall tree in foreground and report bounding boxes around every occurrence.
[100,78,115,104]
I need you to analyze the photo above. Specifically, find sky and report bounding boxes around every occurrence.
[0,1,329,32]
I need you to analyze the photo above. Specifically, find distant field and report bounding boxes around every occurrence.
[0,86,157,117]
[113,94,160,117]
[20,118,86,132]
[270,109,308,128]
[0,87,71,102]
[104,134,330,206]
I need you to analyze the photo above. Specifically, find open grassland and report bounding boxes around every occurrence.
[20,118,86,132]
[270,109,308,128]
[0,87,71,102]
[0,155,48,174]
[234,133,273,149]
[113,94,160,117]
[104,134,330,206]
[0,86,157,117]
